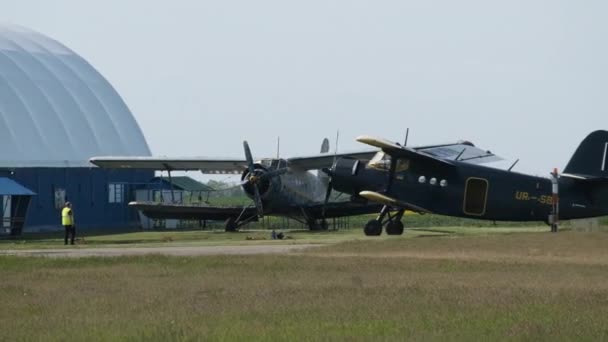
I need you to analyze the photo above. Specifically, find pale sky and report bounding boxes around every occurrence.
[3,0,608,178]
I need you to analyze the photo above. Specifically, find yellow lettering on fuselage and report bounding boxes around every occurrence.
[515,191,553,205]
[538,195,554,205]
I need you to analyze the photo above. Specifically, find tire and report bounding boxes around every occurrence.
[386,221,404,235]
[224,217,238,232]
[320,220,328,230]
[364,220,382,236]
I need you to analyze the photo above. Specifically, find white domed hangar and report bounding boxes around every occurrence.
[0,24,153,234]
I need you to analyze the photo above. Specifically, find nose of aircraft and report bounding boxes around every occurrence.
[326,157,382,196]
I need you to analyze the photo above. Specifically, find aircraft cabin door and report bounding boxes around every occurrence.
[463,177,488,216]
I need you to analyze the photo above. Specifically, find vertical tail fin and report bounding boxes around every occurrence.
[320,138,330,154]
[564,130,608,178]
[318,138,331,186]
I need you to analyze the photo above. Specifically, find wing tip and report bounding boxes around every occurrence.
[356,136,398,150]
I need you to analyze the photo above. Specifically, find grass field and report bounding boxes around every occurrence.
[2,228,608,340]
[0,225,546,250]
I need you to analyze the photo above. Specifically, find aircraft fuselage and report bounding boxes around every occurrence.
[331,156,608,222]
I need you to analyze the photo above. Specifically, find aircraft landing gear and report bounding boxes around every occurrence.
[386,221,404,235]
[364,220,382,236]
[364,206,405,236]
[320,219,328,230]
[224,217,238,232]
[307,219,329,231]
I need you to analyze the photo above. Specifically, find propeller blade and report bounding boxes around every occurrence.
[243,141,255,174]
[253,184,264,218]
[242,140,263,217]
[321,179,333,219]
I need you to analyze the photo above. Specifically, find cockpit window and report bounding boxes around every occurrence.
[367,152,410,172]
[260,159,273,168]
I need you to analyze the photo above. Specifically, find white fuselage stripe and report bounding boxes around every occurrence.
[603,143,608,172]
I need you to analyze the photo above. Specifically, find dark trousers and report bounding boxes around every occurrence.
[64,225,75,245]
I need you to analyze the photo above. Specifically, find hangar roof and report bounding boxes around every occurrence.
[0,177,35,195]
[0,24,151,168]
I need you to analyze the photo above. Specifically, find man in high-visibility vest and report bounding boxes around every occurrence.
[62,202,75,245]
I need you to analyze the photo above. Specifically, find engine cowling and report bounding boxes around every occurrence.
[241,164,275,199]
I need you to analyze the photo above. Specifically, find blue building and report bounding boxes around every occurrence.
[0,25,153,232]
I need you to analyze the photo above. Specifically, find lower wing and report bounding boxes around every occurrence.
[129,202,258,221]
[358,191,432,214]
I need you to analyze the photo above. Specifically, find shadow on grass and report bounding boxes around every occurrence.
[411,228,459,235]
[415,234,451,238]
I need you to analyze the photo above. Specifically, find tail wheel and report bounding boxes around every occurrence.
[386,221,404,235]
[364,220,382,236]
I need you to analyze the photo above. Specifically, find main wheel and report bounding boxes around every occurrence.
[320,220,328,230]
[224,217,238,232]
[386,221,404,235]
[364,220,382,236]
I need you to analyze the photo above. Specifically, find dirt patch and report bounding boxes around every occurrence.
[0,244,320,258]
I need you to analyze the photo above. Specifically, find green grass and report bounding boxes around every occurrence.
[2,230,608,340]
[0,225,547,250]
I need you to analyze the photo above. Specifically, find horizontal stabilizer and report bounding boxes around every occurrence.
[560,173,608,182]
[359,191,431,213]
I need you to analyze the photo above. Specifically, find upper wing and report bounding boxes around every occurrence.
[287,150,378,170]
[356,136,455,167]
[90,151,379,173]
[356,136,501,165]
[89,157,247,174]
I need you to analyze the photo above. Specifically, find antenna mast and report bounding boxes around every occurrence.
[334,130,340,158]
[276,136,280,159]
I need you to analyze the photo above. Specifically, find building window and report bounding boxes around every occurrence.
[108,183,124,203]
[3,195,11,229]
[54,188,66,209]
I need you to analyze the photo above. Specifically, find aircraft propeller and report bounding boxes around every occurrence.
[242,141,265,218]
[320,131,341,220]
[240,141,288,218]
[321,166,334,220]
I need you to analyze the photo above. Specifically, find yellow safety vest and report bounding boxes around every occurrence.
[61,207,73,226]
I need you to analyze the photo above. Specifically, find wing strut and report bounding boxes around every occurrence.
[162,163,176,203]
